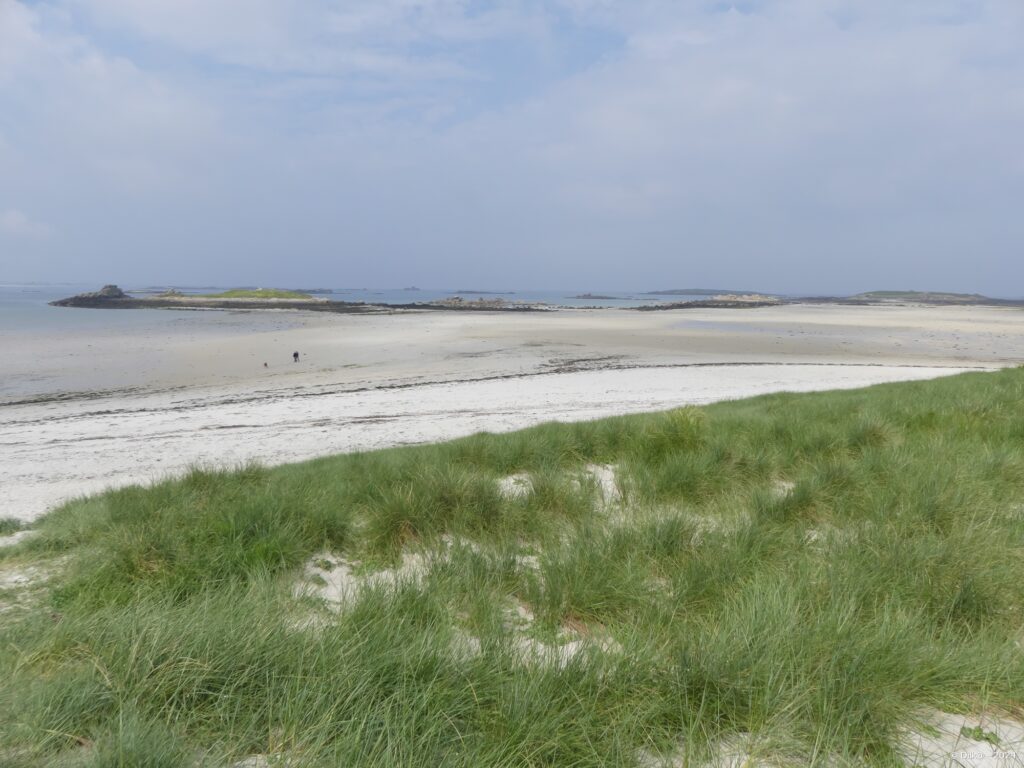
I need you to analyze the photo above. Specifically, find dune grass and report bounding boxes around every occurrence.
[2,369,1024,765]
[199,289,314,300]
[0,517,23,535]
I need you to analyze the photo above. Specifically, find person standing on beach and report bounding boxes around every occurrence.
[293,351,300,362]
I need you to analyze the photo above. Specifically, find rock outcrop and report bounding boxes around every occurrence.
[95,284,126,298]
[50,285,128,306]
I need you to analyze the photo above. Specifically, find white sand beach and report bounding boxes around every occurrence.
[2,303,1021,522]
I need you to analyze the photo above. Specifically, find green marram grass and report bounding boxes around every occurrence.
[3,369,1024,766]
[199,289,314,300]
[0,517,23,535]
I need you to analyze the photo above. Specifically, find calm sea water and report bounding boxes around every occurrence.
[0,284,281,338]
[0,284,702,335]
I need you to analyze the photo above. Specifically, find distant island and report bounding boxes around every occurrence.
[423,296,543,310]
[51,285,339,310]
[851,290,991,303]
[50,285,1024,315]
[644,288,766,296]
[50,285,545,313]
[636,293,782,310]
[640,288,1024,307]
[799,290,1024,307]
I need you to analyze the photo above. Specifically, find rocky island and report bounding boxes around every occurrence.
[636,293,783,310]
[799,290,1024,307]
[50,286,546,313]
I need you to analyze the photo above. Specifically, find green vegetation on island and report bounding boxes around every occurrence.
[199,288,315,300]
[3,369,1024,765]
[852,290,991,302]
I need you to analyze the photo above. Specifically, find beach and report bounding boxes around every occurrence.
[3,301,1021,522]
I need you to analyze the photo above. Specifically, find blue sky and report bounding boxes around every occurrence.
[1,0,1022,294]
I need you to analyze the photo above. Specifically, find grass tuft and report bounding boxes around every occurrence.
[0,517,24,535]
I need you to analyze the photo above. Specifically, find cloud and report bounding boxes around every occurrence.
[0,209,51,238]
[1,0,1023,292]
[66,0,564,80]
[0,1,223,204]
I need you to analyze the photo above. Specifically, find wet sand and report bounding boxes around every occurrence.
[2,304,1021,521]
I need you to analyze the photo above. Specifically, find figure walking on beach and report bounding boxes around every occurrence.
[293,351,300,363]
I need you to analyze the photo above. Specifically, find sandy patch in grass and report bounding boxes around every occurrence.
[0,555,63,616]
[585,463,621,505]
[497,473,532,499]
[498,598,624,668]
[293,549,439,612]
[900,710,1024,767]
[636,733,801,768]
[497,463,620,505]
[0,529,35,548]
[772,479,796,497]
[514,552,541,571]
[292,541,624,668]
[0,562,50,592]
[232,755,295,768]
[509,631,623,669]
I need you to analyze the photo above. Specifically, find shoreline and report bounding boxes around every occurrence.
[0,362,990,523]
[0,358,1001,410]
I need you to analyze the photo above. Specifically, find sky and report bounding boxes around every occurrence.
[1,0,1022,295]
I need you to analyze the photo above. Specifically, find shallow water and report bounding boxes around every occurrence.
[0,284,316,399]
[0,284,248,336]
